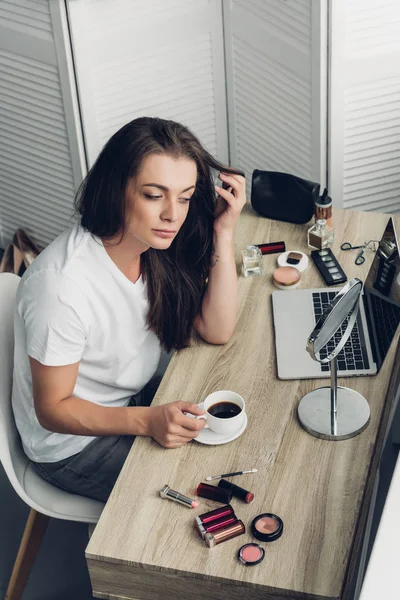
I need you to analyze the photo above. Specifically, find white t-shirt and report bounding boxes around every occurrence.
[12,224,161,463]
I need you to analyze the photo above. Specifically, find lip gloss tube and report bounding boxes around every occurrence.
[160,485,199,508]
[205,520,246,548]
[256,241,286,255]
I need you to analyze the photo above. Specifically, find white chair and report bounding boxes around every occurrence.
[0,273,104,600]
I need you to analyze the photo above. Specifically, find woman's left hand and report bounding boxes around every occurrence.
[214,172,246,236]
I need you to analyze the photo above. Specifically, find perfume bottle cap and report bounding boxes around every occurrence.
[315,188,332,206]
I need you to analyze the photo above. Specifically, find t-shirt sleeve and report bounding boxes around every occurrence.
[17,270,91,366]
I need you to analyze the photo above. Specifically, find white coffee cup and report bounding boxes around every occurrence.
[196,390,245,435]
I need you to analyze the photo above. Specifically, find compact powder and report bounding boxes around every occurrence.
[273,266,301,290]
[238,543,265,566]
[255,516,279,534]
[251,513,284,542]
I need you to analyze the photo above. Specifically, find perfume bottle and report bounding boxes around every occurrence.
[314,188,334,230]
[241,245,264,277]
[307,219,334,250]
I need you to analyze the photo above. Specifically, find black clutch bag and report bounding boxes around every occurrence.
[251,170,320,225]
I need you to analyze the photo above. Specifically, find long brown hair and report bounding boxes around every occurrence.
[75,117,241,351]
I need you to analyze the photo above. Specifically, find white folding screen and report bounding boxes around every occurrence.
[2,0,397,254]
[0,0,85,248]
[223,0,328,187]
[329,0,400,212]
[66,0,229,168]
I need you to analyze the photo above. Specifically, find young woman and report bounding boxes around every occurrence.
[12,117,246,502]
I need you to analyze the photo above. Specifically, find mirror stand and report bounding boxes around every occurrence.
[298,355,370,441]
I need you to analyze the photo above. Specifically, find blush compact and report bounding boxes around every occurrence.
[272,266,301,290]
[251,513,284,542]
[238,543,265,566]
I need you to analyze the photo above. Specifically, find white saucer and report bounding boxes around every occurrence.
[189,403,248,445]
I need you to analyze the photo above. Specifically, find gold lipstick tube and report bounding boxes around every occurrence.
[205,520,245,548]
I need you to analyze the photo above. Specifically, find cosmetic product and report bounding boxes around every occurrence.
[311,248,347,285]
[241,245,264,277]
[197,482,233,503]
[308,219,334,250]
[196,514,239,539]
[315,188,333,230]
[251,513,283,542]
[160,485,199,508]
[277,251,309,273]
[272,266,301,290]
[238,543,265,566]
[206,468,257,481]
[195,505,235,538]
[286,251,302,265]
[205,520,245,548]
[218,479,254,503]
[255,241,286,255]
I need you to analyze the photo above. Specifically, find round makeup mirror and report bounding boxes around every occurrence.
[298,278,370,440]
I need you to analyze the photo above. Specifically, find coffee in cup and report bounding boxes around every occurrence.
[207,402,242,419]
[197,391,245,435]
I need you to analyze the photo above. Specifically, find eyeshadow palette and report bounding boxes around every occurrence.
[251,512,284,542]
[311,248,347,286]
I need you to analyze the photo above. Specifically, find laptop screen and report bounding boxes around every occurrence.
[363,218,400,371]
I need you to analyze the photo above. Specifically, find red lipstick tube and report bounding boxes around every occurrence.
[218,479,254,503]
[256,241,286,255]
[195,504,235,538]
[197,482,233,503]
[196,514,238,539]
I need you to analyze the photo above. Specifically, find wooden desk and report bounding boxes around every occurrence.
[86,208,400,600]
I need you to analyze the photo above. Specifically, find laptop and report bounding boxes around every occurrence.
[272,217,400,379]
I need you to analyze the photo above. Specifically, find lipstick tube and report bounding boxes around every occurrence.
[205,520,246,548]
[160,485,198,508]
[197,504,235,524]
[196,513,238,539]
[195,504,235,538]
[218,479,254,503]
[197,482,233,504]
[256,241,286,255]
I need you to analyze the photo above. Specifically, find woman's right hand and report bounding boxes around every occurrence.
[146,401,206,448]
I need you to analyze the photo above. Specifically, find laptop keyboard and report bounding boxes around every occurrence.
[312,291,370,373]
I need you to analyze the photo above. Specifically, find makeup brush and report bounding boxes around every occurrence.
[206,469,257,481]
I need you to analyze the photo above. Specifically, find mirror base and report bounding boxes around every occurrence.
[298,386,370,441]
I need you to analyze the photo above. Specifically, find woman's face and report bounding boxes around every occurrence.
[124,153,197,250]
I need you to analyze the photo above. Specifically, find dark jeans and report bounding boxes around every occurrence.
[32,377,161,503]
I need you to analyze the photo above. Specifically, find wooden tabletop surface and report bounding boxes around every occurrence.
[86,207,400,600]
